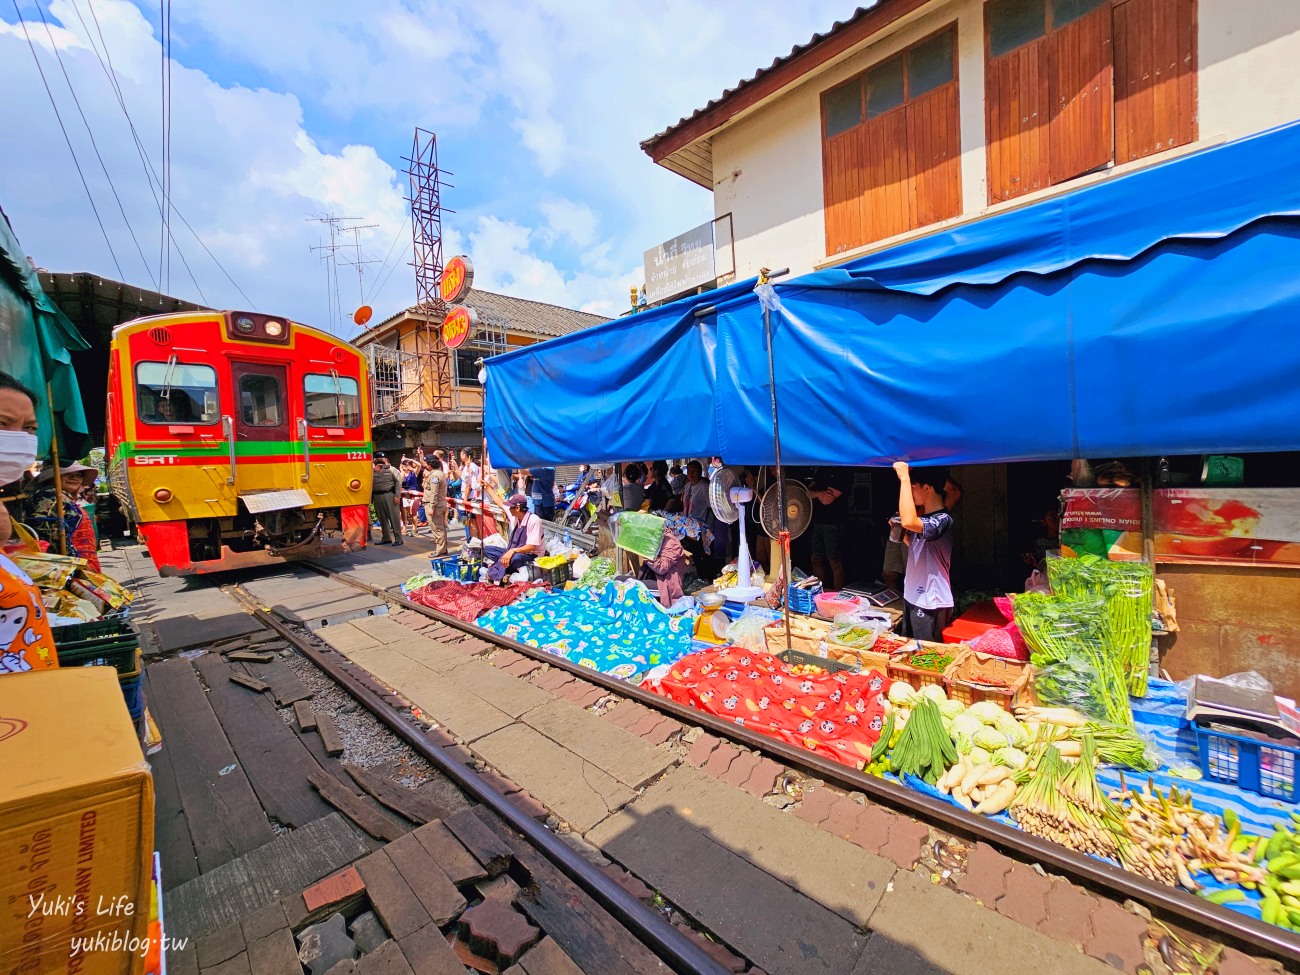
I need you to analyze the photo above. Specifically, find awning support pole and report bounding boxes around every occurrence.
[46,382,68,556]
[756,268,791,650]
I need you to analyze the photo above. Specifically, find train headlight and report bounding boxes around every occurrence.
[234,316,255,334]
[153,488,173,503]
[348,478,362,491]
[264,320,284,337]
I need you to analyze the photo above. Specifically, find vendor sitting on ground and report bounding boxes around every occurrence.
[481,486,544,582]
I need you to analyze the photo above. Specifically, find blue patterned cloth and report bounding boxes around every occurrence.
[477,580,696,679]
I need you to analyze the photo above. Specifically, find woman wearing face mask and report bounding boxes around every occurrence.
[0,373,58,674]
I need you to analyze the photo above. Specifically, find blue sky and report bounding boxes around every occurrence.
[1,0,850,332]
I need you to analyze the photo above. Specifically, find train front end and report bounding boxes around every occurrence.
[107,311,373,575]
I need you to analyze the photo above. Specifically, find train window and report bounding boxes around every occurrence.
[304,373,361,427]
[135,361,219,425]
[239,374,283,426]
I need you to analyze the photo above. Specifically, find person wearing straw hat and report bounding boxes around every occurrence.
[29,461,101,570]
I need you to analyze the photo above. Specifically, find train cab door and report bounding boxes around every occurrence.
[229,361,293,498]
[231,362,289,442]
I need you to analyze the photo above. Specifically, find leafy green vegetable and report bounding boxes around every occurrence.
[1047,555,1153,697]
[1013,591,1134,727]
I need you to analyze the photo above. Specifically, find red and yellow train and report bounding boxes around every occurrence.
[107,310,373,575]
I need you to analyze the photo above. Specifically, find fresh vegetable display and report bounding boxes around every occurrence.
[860,679,1299,932]
[888,698,957,785]
[1108,779,1266,894]
[1257,813,1300,930]
[1010,737,1124,858]
[1014,705,1157,771]
[1012,592,1133,727]
[1047,554,1154,697]
[908,650,954,672]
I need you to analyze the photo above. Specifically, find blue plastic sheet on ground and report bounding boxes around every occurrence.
[476,580,696,680]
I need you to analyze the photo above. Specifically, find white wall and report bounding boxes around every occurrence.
[707,0,1300,282]
[1198,2,1300,140]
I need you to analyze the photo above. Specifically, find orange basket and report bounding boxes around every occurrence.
[886,640,957,690]
[942,648,1034,712]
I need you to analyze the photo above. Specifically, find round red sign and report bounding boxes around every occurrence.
[440,255,474,304]
[442,305,478,350]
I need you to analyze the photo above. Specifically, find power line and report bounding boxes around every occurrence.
[163,0,173,291]
[73,0,233,306]
[31,0,157,289]
[370,237,414,309]
[9,0,124,279]
[365,221,407,303]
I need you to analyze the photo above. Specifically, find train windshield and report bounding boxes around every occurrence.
[304,373,361,427]
[135,361,219,424]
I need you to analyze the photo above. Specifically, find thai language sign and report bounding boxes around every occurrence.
[643,222,715,303]
[1060,487,1300,565]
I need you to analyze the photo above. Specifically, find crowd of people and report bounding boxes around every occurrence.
[365,449,976,638]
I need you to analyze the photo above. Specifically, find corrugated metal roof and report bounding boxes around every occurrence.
[358,287,608,345]
[640,2,902,158]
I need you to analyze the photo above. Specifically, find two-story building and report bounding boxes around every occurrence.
[643,0,1300,281]
[622,0,1300,696]
[354,289,607,454]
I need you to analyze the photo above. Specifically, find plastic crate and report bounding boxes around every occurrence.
[763,618,889,674]
[777,648,856,675]
[1193,722,1299,801]
[118,650,143,682]
[121,675,144,719]
[887,641,954,690]
[56,637,139,675]
[942,648,1034,712]
[786,582,822,616]
[51,612,133,648]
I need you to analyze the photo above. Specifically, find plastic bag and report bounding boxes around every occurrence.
[509,568,530,584]
[1174,670,1274,698]
[611,512,665,559]
[483,533,508,549]
[572,553,592,580]
[1136,727,1202,780]
[1013,591,1133,727]
[829,612,891,649]
[727,613,770,652]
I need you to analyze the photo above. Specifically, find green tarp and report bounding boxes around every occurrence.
[0,208,90,460]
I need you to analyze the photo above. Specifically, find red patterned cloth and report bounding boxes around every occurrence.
[641,646,892,768]
[407,579,541,622]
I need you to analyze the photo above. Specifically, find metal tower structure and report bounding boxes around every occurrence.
[406,128,455,411]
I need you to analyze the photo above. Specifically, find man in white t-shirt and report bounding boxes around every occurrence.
[459,449,482,541]
[894,462,955,642]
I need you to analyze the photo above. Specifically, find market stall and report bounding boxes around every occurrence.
[473,122,1300,936]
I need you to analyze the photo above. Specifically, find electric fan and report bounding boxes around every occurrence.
[708,468,765,602]
[759,480,812,541]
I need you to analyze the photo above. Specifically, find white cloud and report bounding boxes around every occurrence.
[539,198,598,248]
[1,0,854,332]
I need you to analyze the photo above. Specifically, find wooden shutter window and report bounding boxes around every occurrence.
[822,27,962,255]
[1113,0,1197,163]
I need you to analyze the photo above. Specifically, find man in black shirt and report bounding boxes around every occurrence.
[808,466,852,591]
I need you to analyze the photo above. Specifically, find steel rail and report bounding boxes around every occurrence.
[303,559,1300,966]
[225,584,733,975]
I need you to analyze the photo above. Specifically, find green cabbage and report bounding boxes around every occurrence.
[972,727,1010,752]
[938,699,966,719]
[919,685,949,705]
[993,746,1028,770]
[888,682,918,706]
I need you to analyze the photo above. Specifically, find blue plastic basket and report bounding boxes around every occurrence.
[429,554,482,583]
[121,675,144,719]
[786,582,823,616]
[1193,721,1299,801]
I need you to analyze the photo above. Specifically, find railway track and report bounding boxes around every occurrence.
[119,535,1289,975]
[219,581,736,975]
[266,555,1300,970]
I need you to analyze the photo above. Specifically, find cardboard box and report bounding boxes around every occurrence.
[0,668,154,975]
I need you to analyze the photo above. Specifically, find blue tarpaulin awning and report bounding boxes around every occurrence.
[484,121,1300,469]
